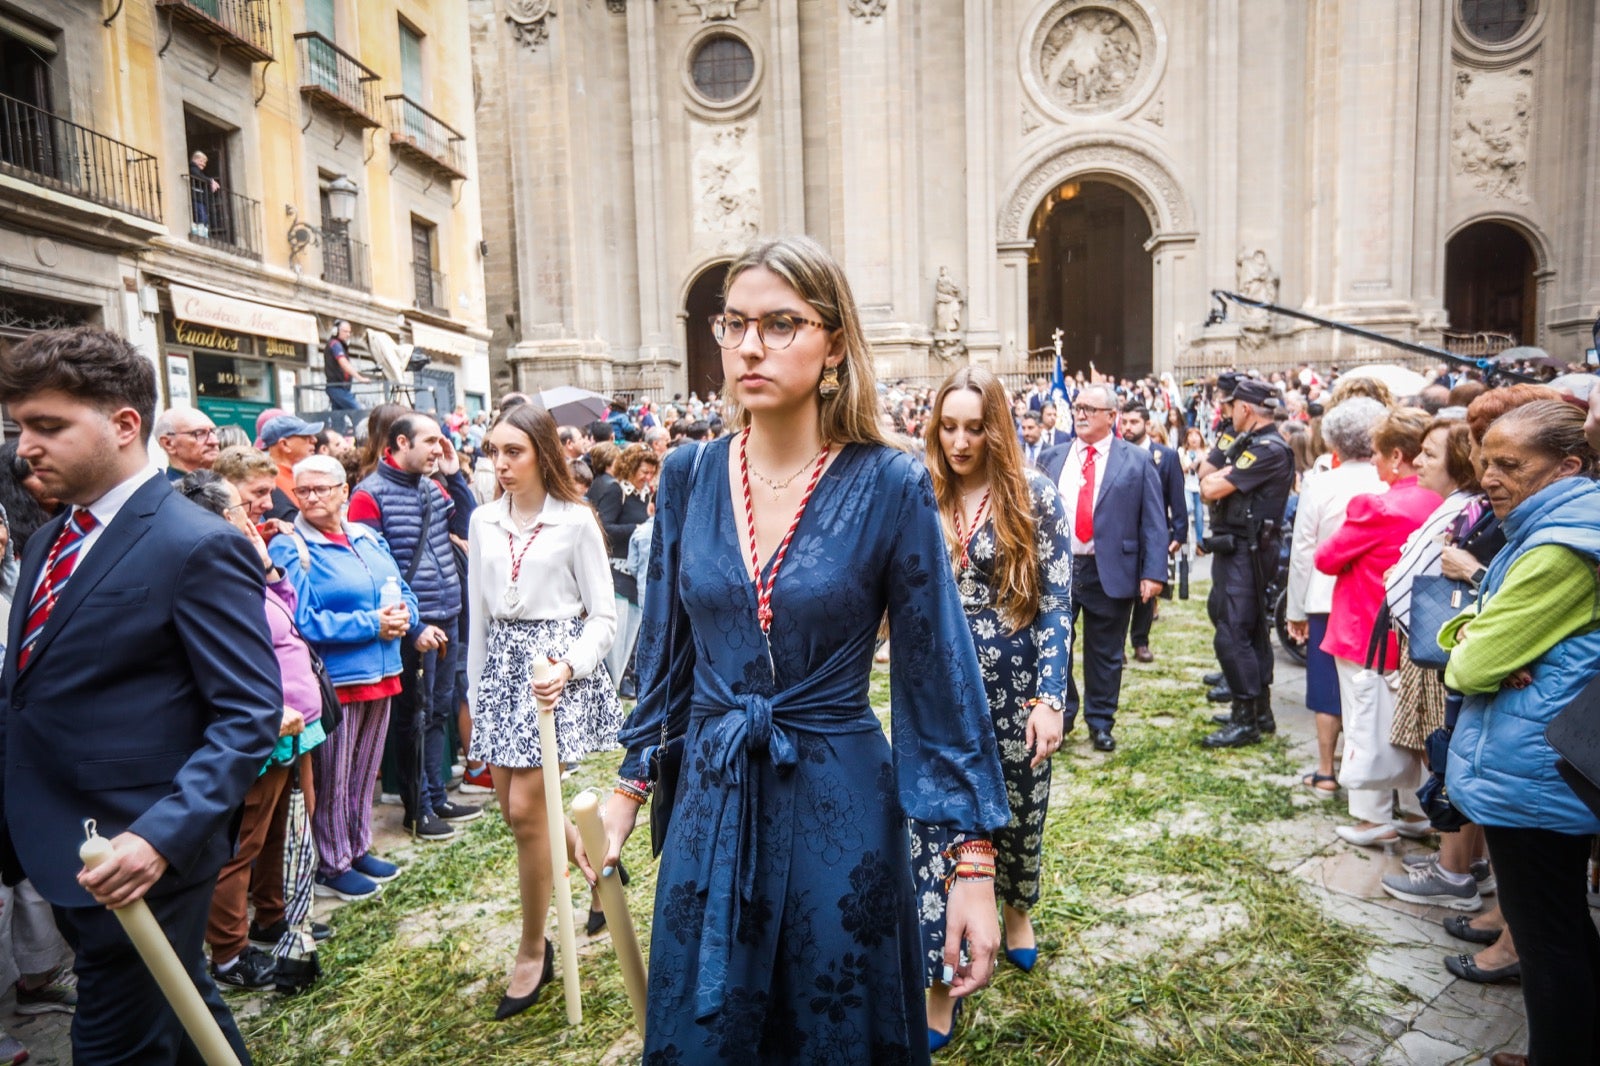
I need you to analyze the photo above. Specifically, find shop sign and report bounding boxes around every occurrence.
[163,312,308,364]
[168,282,320,348]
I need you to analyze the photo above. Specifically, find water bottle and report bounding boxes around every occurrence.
[380,576,403,610]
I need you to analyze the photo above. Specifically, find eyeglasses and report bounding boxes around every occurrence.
[223,502,249,517]
[1072,404,1114,417]
[294,484,343,500]
[710,312,831,351]
[170,428,219,441]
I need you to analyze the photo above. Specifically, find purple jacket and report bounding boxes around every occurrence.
[265,578,322,726]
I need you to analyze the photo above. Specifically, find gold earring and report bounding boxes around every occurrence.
[819,366,841,398]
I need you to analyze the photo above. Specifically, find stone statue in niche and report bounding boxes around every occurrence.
[1235,249,1279,349]
[1039,9,1142,111]
[932,267,965,360]
[1451,68,1531,204]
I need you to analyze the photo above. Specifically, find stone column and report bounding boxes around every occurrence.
[995,240,1033,373]
[627,0,674,366]
[963,0,1001,365]
[1147,232,1199,377]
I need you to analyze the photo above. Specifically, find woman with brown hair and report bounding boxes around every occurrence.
[916,365,1072,1046]
[465,403,621,1018]
[595,236,1008,1062]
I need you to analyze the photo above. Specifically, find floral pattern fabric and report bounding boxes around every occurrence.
[469,617,621,767]
[910,470,1074,984]
[618,440,1010,1065]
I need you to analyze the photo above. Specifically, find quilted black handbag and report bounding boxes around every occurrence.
[1408,575,1475,670]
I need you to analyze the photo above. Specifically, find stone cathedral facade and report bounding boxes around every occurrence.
[470,0,1597,397]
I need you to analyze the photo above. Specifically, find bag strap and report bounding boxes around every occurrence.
[289,531,311,572]
[660,442,708,748]
[1365,599,1394,673]
[403,485,434,587]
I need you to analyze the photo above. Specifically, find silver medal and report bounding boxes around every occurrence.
[958,572,978,599]
[502,586,523,611]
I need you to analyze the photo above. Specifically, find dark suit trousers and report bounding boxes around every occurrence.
[1129,594,1156,649]
[1064,554,1135,733]
[389,623,459,818]
[54,875,252,1065]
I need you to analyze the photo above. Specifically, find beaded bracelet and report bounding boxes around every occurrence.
[956,839,997,861]
[614,778,650,804]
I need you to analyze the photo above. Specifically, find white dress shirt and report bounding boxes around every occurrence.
[30,466,161,602]
[465,493,617,702]
[1057,435,1109,555]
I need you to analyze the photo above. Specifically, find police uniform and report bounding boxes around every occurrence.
[1202,379,1295,748]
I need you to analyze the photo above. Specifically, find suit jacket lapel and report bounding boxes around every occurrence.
[1096,439,1128,517]
[4,511,67,685]
[18,476,165,677]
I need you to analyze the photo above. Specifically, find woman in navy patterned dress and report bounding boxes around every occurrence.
[595,237,1010,1064]
[913,366,1073,1048]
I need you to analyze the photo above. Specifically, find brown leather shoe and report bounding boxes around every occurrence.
[1489,1053,1528,1066]
[1134,646,1154,663]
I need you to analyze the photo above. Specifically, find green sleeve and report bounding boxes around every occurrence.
[1443,545,1600,694]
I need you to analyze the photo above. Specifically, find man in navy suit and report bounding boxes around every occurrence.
[1038,384,1168,751]
[0,327,281,1064]
[1037,402,1072,450]
[1121,404,1188,663]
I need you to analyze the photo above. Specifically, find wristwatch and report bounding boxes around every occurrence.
[1469,565,1488,587]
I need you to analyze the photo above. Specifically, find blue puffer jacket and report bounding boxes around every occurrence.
[1447,476,1600,835]
[353,461,461,622]
[268,518,421,688]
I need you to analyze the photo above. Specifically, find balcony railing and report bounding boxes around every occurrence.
[0,92,162,222]
[412,260,447,315]
[155,0,274,63]
[321,230,371,292]
[384,95,467,181]
[294,32,381,129]
[181,172,262,259]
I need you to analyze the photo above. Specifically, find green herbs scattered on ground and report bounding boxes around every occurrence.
[245,589,1375,1065]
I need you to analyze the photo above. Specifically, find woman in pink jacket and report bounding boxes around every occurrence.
[1315,407,1442,847]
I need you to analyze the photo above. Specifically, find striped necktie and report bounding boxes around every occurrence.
[18,508,98,670]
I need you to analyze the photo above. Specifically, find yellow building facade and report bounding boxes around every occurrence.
[0,0,490,434]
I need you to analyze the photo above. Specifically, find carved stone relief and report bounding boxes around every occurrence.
[933,266,965,359]
[1021,108,1042,136]
[692,122,761,249]
[505,0,554,50]
[998,139,1191,243]
[691,0,740,18]
[1235,248,1279,348]
[1451,67,1532,203]
[848,0,887,23]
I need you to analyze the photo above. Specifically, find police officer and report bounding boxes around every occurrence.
[1200,372,1241,702]
[1199,378,1295,748]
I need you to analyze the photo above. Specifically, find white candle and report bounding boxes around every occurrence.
[572,789,647,1036]
[79,824,243,1066]
[532,656,582,1025]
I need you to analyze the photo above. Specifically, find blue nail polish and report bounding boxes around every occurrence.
[602,865,614,878]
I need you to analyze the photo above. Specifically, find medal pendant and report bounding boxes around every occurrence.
[503,587,523,611]
[958,571,978,599]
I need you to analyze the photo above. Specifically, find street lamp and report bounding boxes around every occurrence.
[327,175,359,225]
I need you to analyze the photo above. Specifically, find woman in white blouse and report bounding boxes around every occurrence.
[466,403,620,1019]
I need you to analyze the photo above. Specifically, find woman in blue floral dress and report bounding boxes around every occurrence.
[914,366,1073,1048]
[595,237,1010,1064]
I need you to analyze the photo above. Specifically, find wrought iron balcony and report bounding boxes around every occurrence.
[155,0,274,63]
[0,93,162,222]
[412,261,447,315]
[294,32,381,129]
[181,172,262,259]
[321,229,371,292]
[384,95,467,181]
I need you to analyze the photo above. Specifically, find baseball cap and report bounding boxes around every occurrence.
[1231,379,1280,408]
[258,415,325,448]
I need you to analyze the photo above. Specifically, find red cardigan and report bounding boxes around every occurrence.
[1314,476,1443,665]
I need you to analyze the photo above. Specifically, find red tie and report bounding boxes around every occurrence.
[18,509,98,670]
[1075,445,1096,544]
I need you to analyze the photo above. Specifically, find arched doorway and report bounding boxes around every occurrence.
[1027,179,1153,382]
[1444,221,1537,345]
[683,262,729,400]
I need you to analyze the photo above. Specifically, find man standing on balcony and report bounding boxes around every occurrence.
[187,151,218,238]
[323,320,369,416]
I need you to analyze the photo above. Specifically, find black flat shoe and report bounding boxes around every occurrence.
[1091,730,1116,752]
[585,908,607,936]
[495,939,554,1020]
[1442,914,1502,945]
[1444,953,1520,984]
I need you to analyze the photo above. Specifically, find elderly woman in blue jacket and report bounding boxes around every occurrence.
[1439,400,1600,1066]
[269,454,432,903]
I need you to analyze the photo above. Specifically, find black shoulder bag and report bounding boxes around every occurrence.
[646,443,707,857]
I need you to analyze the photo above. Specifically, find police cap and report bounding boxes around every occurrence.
[1216,371,1240,399]
[1231,379,1280,408]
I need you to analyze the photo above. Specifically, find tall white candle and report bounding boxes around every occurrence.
[572,789,647,1036]
[79,824,243,1066]
[532,656,582,1025]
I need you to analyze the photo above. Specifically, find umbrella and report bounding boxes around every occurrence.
[1336,363,1429,396]
[272,743,323,993]
[536,385,610,427]
[1490,345,1547,365]
[366,329,410,382]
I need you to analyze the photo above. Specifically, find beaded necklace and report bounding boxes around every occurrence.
[738,428,829,678]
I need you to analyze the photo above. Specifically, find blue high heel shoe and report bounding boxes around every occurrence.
[1004,945,1038,972]
[927,999,962,1053]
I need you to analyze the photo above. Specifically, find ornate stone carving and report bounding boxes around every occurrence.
[1037,4,1145,113]
[932,267,965,359]
[998,137,1192,242]
[691,0,739,18]
[606,0,625,12]
[505,0,554,50]
[692,122,761,249]
[1142,97,1164,126]
[848,0,887,23]
[1235,248,1279,348]
[1021,108,1042,135]
[1451,67,1532,203]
